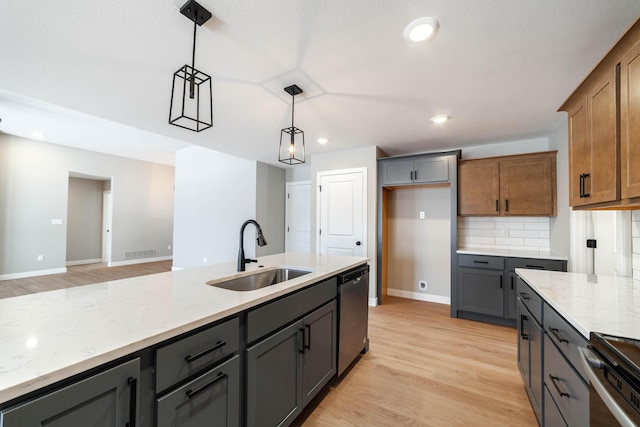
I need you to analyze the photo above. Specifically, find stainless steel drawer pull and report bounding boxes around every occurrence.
[186,372,227,399]
[549,327,569,344]
[184,340,226,363]
[549,374,571,398]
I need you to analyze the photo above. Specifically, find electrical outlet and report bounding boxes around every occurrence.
[168,244,172,250]
[37,255,44,261]
[419,280,427,290]
[419,211,425,220]
[203,257,207,263]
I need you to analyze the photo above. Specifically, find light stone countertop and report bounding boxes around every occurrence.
[516,269,640,341]
[0,252,368,405]
[457,247,568,261]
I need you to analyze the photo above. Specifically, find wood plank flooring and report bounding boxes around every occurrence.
[296,297,537,427]
[0,260,172,299]
[1,264,536,426]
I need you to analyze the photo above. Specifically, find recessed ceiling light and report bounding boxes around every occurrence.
[317,137,329,144]
[404,17,439,42]
[32,131,46,139]
[430,115,449,124]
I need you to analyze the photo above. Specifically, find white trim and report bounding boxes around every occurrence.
[387,288,451,305]
[108,256,173,267]
[316,167,367,255]
[368,297,378,307]
[66,258,102,266]
[0,268,67,281]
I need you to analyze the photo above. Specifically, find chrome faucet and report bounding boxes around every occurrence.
[238,219,268,271]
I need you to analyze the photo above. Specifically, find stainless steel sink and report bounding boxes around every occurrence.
[206,268,311,291]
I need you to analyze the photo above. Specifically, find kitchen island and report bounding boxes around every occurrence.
[0,252,369,426]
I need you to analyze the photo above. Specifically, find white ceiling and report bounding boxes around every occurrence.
[1,1,639,167]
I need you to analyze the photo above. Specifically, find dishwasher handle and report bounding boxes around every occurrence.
[338,265,370,284]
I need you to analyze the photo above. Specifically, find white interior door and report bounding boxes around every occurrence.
[285,181,311,253]
[317,169,366,257]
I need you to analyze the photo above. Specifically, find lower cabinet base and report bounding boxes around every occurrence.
[457,310,516,328]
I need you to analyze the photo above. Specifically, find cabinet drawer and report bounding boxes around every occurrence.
[156,355,240,427]
[458,254,504,270]
[544,385,568,427]
[516,277,542,323]
[506,257,566,272]
[544,335,589,427]
[156,317,240,394]
[247,277,337,344]
[543,304,588,382]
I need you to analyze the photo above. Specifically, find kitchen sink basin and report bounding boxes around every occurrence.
[206,268,311,291]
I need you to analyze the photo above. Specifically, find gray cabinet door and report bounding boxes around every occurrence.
[156,355,240,427]
[458,268,504,317]
[246,320,302,427]
[517,298,530,385]
[505,272,518,320]
[381,159,414,185]
[529,313,544,423]
[302,301,336,407]
[413,156,449,183]
[1,358,140,427]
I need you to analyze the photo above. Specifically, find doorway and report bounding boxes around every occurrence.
[66,174,112,266]
[285,181,311,253]
[316,168,367,257]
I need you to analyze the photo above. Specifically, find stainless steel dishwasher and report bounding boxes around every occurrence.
[337,264,370,376]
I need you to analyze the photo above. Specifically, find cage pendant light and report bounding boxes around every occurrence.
[279,85,305,165]
[169,0,213,132]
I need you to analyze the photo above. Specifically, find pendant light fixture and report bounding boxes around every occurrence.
[169,0,213,132]
[279,84,305,165]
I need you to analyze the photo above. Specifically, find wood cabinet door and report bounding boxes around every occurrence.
[500,154,556,216]
[587,69,618,204]
[620,40,640,199]
[567,95,590,207]
[458,160,500,215]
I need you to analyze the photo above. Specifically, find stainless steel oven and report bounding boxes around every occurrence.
[580,332,640,426]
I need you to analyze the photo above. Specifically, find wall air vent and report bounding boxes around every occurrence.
[124,249,156,259]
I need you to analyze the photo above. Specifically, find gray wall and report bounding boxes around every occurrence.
[0,133,175,278]
[172,147,286,269]
[256,162,285,257]
[66,177,104,263]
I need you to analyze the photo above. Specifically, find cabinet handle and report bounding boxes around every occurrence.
[414,170,417,180]
[548,327,569,344]
[127,377,137,427]
[305,324,311,350]
[299,327,306,354]
[549,374,571,398]
[580,173,591,198]
[473,260,489,264]
[525,264,545,269]
[186,372,227,399]
[505,199,509,212]
[495,200,499,212]
[410,171,414,180]
[520,315,529,340]
[499,276,503,289]
[518,292,530,301]
[184,340,226,363]
[510,276,514,290]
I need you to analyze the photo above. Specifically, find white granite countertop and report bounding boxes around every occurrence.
[0,252,368,405]
[457,247,568,261]
[516,269,640,341]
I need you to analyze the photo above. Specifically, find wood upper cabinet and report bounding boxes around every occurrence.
[564,68,618,207]
[620,39,640,199]
[458,151,557,216]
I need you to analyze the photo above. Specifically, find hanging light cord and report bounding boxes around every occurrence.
[189,16,198,99]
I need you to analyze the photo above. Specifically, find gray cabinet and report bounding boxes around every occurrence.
[156,355,240,427]
[517,278,543,424]
[1,358,140,427]
[381,155,449,185]
[246,301,336,427]
[457,254,566,326]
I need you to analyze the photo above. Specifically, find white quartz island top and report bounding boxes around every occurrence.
[516,269,640,341]
[457,247,568,261]
[0,252,368,405]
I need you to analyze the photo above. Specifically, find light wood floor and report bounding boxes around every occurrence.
[0,260,172,299]
[1,264,536,426]
[296,297,537,427]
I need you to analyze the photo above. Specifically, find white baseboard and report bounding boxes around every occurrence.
[0,267,67,281]
[66,258,102,267]
[108,256,173,267]
[368,297,378,307]
[387,288,451,305]
[171,266,184,271]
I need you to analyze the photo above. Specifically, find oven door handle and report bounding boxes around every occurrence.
[578,347,636,427]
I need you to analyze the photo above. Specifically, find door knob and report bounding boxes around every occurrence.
[356,241,361,246]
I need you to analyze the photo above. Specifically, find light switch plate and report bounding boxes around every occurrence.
[419,211,425,219]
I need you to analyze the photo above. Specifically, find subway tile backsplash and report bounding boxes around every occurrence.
[457,216,551,252]
[633,210,640,280]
